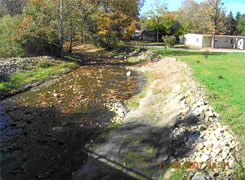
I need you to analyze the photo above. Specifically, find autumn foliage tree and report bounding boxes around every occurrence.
[94,0,144,48]
[16,0,61,55]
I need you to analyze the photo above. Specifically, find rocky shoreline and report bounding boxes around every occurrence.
[0,56,73,101]
[172,74,240,180]
[91,52,241,180]
[0,56,53,78]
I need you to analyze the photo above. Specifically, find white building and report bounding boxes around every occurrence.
[179,33,245,50]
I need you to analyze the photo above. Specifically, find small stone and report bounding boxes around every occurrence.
[204,141,213,149]
[226,169,234,176]
[213,143,225,155]
[195,143,204,151]
[191,173,207,180]
[201,163,206,169]
[229,142,236,149]
[201,154,210,162]
[213,172,219,178]
[222,151,229,160]
[193,107,203,116]
[199,124,207,131]
[205,111,214,117]
[229,159,235,167]
[215,127,224,134]
[217,157,223,162]
[211,151,217,158]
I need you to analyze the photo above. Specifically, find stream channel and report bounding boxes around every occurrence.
[0,57,146,180]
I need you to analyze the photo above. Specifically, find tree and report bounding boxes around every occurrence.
[177,0,211,34]
[20,0,61,55]
[235,12,243,34]
[145,0,167,42]
[0,0,26,16]
[20,0,92,57]
[94,0,144,47]
[141,10,185,40]
[237,15,245,35]
[206,0,225,48]
[226,11,236,35]
[236,12,241,22]
[59,0,64,57]
[0,15,25,57]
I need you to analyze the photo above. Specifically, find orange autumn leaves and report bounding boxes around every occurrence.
[18,64,138,115]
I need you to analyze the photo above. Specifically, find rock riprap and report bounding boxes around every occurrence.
[73,53,241,180]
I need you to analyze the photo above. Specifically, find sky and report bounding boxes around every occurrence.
[140,0,245,17]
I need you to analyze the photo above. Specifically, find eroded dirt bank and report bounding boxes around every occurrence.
[73,51,241,180]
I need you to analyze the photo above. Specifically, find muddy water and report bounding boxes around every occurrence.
[0,58,146,180]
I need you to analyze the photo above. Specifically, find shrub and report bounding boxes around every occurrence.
[162,35,176,49]
[0,15,25,57]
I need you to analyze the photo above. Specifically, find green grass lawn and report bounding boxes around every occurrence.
[0,60,78,95]
[155,49,245,178]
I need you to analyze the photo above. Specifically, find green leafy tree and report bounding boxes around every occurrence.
[237,15,245,35]
[236,12,241,23]
[145,0,167,42]
[226,11,237,35]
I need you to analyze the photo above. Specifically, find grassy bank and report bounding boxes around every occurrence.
[155,49,245,178]
[0,59,78,95]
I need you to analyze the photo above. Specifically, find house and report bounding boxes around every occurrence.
[141,31,157,42]
[179,33,245,50]
[131,29,141,40]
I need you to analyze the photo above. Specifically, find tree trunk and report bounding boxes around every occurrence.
[69,20,73,53]
[211,33,215,48]
[157,27,159,42]
[81,28,84,44]
[59,0,64,57]
[157,17,159,42]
